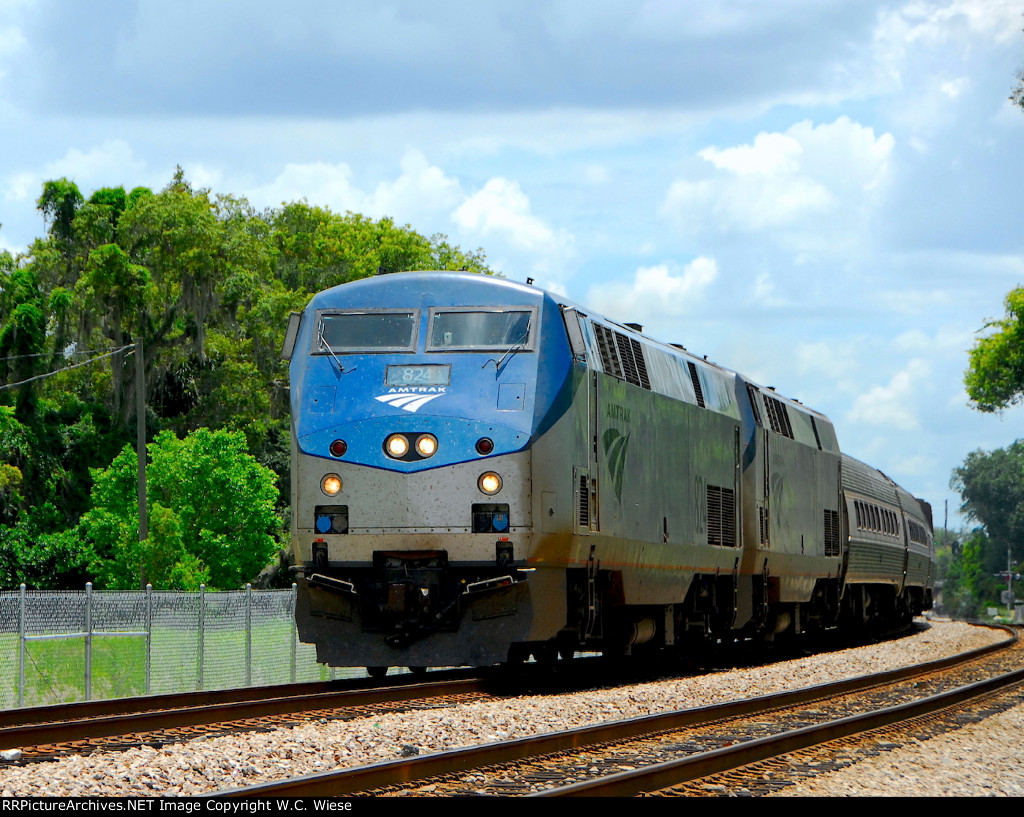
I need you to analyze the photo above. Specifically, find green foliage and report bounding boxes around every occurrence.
[0,170,496,589]
[941,531,993,619]
[951,440,1024,566]
[89,187,128,220]
[37,179,83,243]
[82,428,281,590]
[965,287,1024,412]
[0,507,92,590]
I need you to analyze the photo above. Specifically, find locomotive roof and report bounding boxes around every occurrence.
[306,270,831,423]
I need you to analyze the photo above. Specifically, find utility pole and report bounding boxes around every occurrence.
[136,337,147,589]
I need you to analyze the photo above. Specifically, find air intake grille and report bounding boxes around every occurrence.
[594,324,622,379]
[617,335,651,389]
[764,394,794,438]
[594,323,651,390]
[577,474,590,528]
[824,509,840,556]
[687,361,706,408]
[707,485,736,547]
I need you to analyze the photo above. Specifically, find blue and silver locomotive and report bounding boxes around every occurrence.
[283,271,935,674]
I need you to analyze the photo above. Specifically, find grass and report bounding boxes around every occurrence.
[0,621,350,708]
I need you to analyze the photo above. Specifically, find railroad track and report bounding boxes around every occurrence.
[0,669,492,761]
[208,626,1019,797]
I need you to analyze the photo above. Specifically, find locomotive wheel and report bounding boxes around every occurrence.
[367,666,388,679]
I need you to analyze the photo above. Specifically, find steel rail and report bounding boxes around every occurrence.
[0,667,480,729]
[535,663,1024,796]
[0,673,487,752]
[208,625,1015,797]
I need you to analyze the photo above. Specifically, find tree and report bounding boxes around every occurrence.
[964,287,1024,412]
[80,428,282,590]
[0,171,498,589]
[36,179,83,244]
[0,269,47,422]
[941,530,996,619]
[951,440,1024,570]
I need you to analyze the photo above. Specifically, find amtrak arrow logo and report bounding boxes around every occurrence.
[602,427,631,503]
[375,392,445,413]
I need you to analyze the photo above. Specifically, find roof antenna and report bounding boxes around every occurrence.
[526,277,535,286]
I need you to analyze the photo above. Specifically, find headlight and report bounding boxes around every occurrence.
[384,434,410,458]
[478,472,502,495]
[329,439,347,457]
[321,474,343,496]
[415,434,438,458]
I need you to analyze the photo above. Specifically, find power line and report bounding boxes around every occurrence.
[0,344,135,392]
[0,347,126,363]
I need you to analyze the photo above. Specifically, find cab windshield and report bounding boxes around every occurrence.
[427,308,534,351]
[313,310,418,354]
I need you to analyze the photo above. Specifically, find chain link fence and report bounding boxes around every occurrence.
[0,584,358,708]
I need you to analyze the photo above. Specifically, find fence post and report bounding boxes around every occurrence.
[85,582,93,702]
[18,583,25,708]
[145,584,153,696]
[290,583,297,684]
[245,584,252,687]
[198,585,205,691]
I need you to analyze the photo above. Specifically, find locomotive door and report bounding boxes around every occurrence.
[561,306,599,534]
[574,370,600,534]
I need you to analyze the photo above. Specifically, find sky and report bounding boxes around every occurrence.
[0,0,1022,531]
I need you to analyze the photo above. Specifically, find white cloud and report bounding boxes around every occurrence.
[876,0,1022,55]
[365,150,464,227]
[751,272,789,309]
[662,116,893,241]
[247,150,465,232]
[794,340,863,384]
[940,77,970,99]
[869,0,1020,141]
[247,161,365,212]
[3,140,149,207]
[584,258,718,326]
[182,163,224,192]
[699,132,803,176]
[453,178,559,254]
[45,140,147,185]
[0,0,30,63]
[847,358,931,431]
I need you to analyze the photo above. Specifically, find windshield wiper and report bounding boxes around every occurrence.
[483,318,532,374]
[318,327,355,375]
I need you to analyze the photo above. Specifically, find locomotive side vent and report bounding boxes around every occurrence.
[629,337,651,389]
[764,394,794,439]
[687,361,706,408]
[706,485,736,547]
[612,332,652,390]
[823,509,840,556]
[577,474,590,528]
[594,323,623,379]
[759,506,770,546]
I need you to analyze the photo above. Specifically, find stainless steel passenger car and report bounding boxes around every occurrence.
[283,271,935,673]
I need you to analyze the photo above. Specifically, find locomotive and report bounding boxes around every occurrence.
[282,271,935,674]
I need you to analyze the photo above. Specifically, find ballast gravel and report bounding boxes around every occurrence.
[0,619,1014,797]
